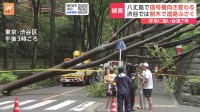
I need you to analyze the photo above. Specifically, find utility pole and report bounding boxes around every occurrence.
[49,0,55,67]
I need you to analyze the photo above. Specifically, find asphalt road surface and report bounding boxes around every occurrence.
[2,79,200,112]
[0,84,104,112]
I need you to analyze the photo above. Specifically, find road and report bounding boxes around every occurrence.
[96,78,200,112]
[0,84,104,112]
[1,79,200,112]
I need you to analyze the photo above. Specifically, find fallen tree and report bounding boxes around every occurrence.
[141,33,200,48]
[0,24,177,95]
[124,44,200,61]
[142,22,200,47]
[156,45,200,75]
[71,20,200,69]
[1,22,199,95]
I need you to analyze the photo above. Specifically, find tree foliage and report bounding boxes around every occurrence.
[146,44,175,68]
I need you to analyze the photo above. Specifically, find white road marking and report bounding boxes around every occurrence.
[43,87,85,100]
[0,101,14,106]
[69,101,95,111]
[21,100,56,110]
[0,100,36,110]
[135,104,177,108]
[44,100,76,110]
[153,105,177,107]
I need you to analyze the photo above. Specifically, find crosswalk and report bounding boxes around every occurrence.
[0,100,97,111]
[0,100,36,110]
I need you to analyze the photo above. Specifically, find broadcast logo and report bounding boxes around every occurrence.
[3,3,15,15]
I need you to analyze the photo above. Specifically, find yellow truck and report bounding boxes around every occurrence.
[60,51,96,86]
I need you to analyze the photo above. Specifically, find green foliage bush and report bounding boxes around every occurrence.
[28,76,60,88]
[86,81,107,98]
[86,77,138,98]
[0,73,17,84]
[164,76,177,93]
[13,72,34,79]
[188,77,200,95]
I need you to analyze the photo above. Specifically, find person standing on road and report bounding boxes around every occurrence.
[141,63,153,112]
[104,68,116,112]
[137,63,146,110]
[156,65,163,82]
[114,67,132,112]
[126,63,136,111]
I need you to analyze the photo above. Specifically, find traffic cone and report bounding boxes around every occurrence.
[13,97,20,112]
[110,97,117,112]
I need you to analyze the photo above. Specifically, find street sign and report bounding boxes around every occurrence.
[116,41,126,67]
[116,41,126,50]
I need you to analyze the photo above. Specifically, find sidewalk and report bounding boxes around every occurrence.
[95,78,200,112]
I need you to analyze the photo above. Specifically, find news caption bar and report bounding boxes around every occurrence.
[110,3,197,24]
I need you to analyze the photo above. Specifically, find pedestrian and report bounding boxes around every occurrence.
[137,63,146,110]
[104,67,108,75]
[126,63,136,111]
[157,65,163,82]
[104,68,117,112]
[96,66,103,82]
[114,67,132,112]
[141,63,153,112]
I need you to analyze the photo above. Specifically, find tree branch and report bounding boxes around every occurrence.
[162,0,173,3]
[0,21,194,95]
[72,23,192,69]
[175,46,200,63]
[0,17,177,92]
[158,22,200,43]
[169,0,176,3]
[142,33,200,48]
[62,24,176,69]
[124,55,158,59]
[160,45,200,74]
[74,17,199,69]
[108,19,137,42]
[61,3,183,67]
[197,2,200,7]
[125,34,200,60]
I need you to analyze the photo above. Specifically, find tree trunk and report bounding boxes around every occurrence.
[81,16,88,51]
[72,0,79,51]
[2,12,8,69]
[88,4,94,50]
[49,0,56,67]
[73,16,78,51]
[88,3,97,51]
[127,19,141,64]
[12,0,17,70]
[31,0,40,69]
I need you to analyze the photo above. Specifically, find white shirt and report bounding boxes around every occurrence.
[143,69,153,89]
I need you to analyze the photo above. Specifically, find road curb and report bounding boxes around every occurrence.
[15,83,61,94]
[0,83,61,98]
[94,103,105,112]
